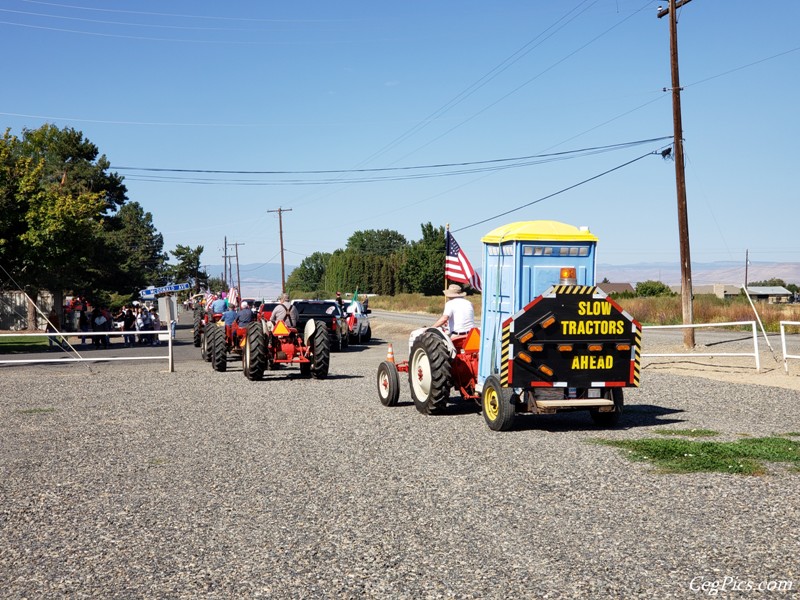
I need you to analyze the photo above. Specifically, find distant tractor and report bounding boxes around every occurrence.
[376,220,641,431]
[241,318,330,380]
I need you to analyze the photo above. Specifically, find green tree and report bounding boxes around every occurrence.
[398,223,446,295]
[286,251,331,294]
[635,280,674,297]
[169,244,207,294]
[101,202,167,295]
[207,276,228,295]
[346,229,407,255]
[0,124,170,325]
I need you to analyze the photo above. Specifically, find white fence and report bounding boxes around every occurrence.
[0,330,175,372]
[642,321,760,372]
[780,321,800,374]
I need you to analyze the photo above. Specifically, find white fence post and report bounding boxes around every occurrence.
[780,321,800,374]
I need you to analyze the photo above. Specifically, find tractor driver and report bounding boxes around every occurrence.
[235,301,254,325]
[209,293,227,314]
[270,293,299,329]
[432,284,475,336]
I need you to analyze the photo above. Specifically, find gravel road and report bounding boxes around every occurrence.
[1,311,798,598]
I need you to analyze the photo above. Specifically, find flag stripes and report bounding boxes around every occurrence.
[445,231,482,292]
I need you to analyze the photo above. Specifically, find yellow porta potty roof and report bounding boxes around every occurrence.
[481,220,598,244]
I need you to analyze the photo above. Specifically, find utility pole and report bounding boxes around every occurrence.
[744,249,749,289]
[659,0,694,348]
[222,236,229,287]
[230,242,245,298]
[268,207,292,293]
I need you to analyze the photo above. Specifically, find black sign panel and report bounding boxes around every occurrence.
[505,285,641,388]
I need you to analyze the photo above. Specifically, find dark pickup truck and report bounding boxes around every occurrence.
[292,300,349,352]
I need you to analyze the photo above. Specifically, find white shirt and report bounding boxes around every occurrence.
[442,297,475,334]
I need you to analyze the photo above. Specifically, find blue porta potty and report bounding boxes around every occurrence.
[477,220,598,389]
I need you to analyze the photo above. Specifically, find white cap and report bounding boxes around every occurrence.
[241,301,249,308]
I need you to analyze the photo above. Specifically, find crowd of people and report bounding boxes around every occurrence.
[52,296,165,349]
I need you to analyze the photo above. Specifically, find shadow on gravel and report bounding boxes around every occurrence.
[341,344,372,353]
[266,372,364,381]
[507,404,686,432]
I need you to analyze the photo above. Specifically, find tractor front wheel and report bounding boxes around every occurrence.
[243,321,266,381]
[310,321,330,379]
[482,375,516,431]
[408,332,451,415]
[377,360,400,407]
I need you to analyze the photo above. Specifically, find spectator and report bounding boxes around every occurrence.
[91,307,108,349]
[78,310,90,345]
[136,308,154,345]
[150,310,161,346]
[122,308,136,347]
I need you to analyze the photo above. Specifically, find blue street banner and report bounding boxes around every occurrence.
[139,282,191,298]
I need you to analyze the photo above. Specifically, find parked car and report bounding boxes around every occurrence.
[343,300,371,344]
[258,302,278,321]
[293,300,349,352]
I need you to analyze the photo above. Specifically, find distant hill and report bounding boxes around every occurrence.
[597,261,800,286]
[204,260,799,298]
[204,262,296,300]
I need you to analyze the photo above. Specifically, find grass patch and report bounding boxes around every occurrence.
[0,335,49,353]
[595,436,800,475]
[782,432,800,437]
[654,428,719,438]
[15,407,56,415]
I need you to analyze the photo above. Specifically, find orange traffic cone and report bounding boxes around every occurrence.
[386,343,395,363]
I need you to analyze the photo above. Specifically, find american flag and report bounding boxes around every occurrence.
[445,231,482,292]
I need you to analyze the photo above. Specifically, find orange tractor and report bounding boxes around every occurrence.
[377,327,481,414]
[204,309,330,381]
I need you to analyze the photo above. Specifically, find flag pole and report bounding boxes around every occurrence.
[444,223,450,290]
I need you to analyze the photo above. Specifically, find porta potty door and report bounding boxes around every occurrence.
[477,221,597,389]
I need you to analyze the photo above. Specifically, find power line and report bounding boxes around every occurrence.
[452,148,661,233]
[115,137,671,186]
[19,0,345,23]
[114,138,668,176]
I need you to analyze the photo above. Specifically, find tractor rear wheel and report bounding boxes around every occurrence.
[408,332,451,414]
[482,375,516,431]
[211,325,227,372]
[243,321,266,381]
[193,309,202,347]
[377,360,400,407]
[310,321,330,379]
[590,388,624,427]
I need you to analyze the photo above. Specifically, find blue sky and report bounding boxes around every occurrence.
[3,0,799,282]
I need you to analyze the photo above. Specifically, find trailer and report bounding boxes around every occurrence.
[376,220,642,431]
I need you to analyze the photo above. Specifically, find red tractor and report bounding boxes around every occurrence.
[377,327,481,414]
[207,313,331,381]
